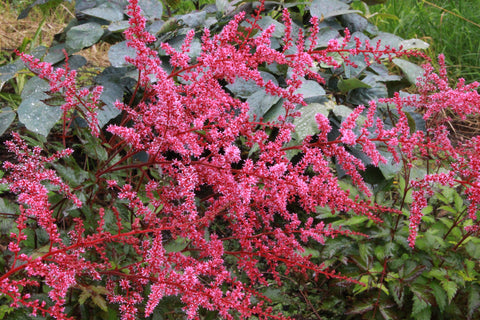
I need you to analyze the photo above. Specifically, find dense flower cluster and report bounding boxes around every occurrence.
[1,0,480,319]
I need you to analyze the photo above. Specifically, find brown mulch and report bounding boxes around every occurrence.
[0,3,110,67]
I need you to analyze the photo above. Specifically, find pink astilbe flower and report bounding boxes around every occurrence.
[5,0,480,318]
[376,56,480,247]
[1,133,81,244]
[17,52,103,137]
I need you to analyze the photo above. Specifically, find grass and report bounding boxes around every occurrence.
[0,1,111,68]
[364,0,480,83]
[0,1,73,56]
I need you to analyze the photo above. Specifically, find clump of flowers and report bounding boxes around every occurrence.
[1,0,480,319]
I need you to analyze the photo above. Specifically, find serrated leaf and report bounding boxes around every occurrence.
[85,141,108,161]
[92,294,108,311]
[346,300,374,314]
[468,286,480,318]
[81,2,124,21]
[66,22,104,51]
[412,294,429,316]
[388,280,404,307]
[78,290,91,305]
[156,17,180,34]
[358,242,371,265]
[393,58,424,85]
[453,190,464,212]
[430,281,447,312]
[262,288,283,302]
[440,279,458,303]
[300,247,320,258]
[465,240,480,259]
[51,163,89,187]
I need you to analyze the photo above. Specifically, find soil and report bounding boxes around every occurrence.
[0,3,110,67]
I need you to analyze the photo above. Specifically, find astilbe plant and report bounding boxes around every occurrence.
[1,0,480,319]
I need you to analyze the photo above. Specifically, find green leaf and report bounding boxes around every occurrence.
[0,59,24,83]
[226,72,277,98]
[412,294,430,317]
[453,190,464,212]
[18,98,62,136]
[178,11,207,28]
[358,242,372,265]
[346,300,374,315]
[392,58,425,85]
[388,280,404,307]
[300,247,320,258]
[430,281,447,312]
[96,82,123,128]
[108,41,137,68]
[66,22,104,51]
[246,90,280,119]
[91,294,108,311]
[0,304,15,320]
[372,32,404,50]
[79,290,91,305]
[138,0,163,21]
[262,287,283,303]
[294,79,326,99]
[378,150,402,180]
[292,101,333,142]
[107,20,130,32]
[18,77,63,137]
[468,285,480,319]
[18,0,62,19]
[0,107,16,136]
[164,237,188,253]
[254,16,285,38]
[51,163,89,187]
[81,2,124,22]
[84,137,108,161]
[465,239,480,259]
[310,0,360,19]
[399,39,429,50]
[337,78,371,93]
[440,279,458,303]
